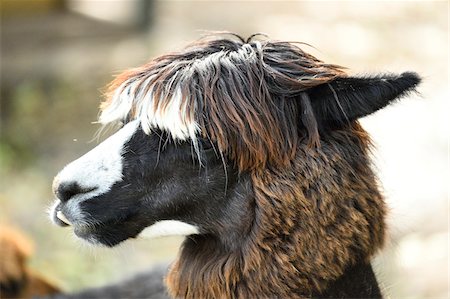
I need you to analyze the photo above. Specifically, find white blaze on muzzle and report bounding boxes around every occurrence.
[53,120,139,203]
[51,119,201,240]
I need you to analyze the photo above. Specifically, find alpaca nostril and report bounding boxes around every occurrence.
[56,182,97,203]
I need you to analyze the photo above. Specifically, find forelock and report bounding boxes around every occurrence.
[99,35,346,171]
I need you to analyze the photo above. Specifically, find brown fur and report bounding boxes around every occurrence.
[165,123,385,298]
[0,226,60,299]
[102,35,346,171]
[101,35,389,298]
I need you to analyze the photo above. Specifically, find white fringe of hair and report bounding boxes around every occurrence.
[98,43,262,161]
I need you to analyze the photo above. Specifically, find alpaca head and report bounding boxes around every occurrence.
[50,36,419,271]
[50,119,243,246]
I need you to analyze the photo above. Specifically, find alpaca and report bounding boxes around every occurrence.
[0,226,60,299]
[49,34,420,298]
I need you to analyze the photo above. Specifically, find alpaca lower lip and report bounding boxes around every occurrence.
[72,223,128,247]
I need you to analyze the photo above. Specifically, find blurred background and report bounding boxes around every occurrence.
[0,0,448,298]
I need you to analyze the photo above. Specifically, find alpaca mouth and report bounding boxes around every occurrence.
[51,205,110,244]
[56,211,71,226]
[51,199,144,246]
[51,202,71,227]
[51,201,87,228]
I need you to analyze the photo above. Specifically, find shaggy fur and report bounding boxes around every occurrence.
[101,35,346,170]
[50,34,420,298]
[97,35,419,298]
[166,124,386,298]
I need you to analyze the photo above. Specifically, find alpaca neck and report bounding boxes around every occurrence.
[167,133,386,298]
[166,235,383,299]
[313,261,383,298]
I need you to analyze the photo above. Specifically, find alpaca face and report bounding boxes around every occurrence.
[50,120,240,246]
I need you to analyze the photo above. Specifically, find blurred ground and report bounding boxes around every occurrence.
[1,1,448,298]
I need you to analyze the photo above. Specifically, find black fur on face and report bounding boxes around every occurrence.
[73,125,252,247]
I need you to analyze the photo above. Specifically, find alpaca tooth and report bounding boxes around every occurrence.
[56,211,71,225]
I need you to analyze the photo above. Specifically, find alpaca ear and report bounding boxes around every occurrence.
[307,72,421,130]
